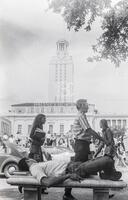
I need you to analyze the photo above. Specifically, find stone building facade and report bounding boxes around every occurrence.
[49,39,74,102]
[0,116,11,137]
[4,103,128,150]
[6,102,96,138]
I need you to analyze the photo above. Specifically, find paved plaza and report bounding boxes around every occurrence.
[0,166,128,200]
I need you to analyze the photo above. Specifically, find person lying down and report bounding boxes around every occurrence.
[18,156,122,188]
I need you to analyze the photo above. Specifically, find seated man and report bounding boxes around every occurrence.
[18,156,122,200]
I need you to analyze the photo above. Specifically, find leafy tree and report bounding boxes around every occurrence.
[49,0,128,67]
[93,0,128,67]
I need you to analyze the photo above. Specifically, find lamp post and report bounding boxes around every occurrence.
[92,109,98,130]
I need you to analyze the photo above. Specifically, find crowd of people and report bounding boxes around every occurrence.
[0,133,30,153]
[17,99,127,200]
[0,99,128,200]
[0,100,127,169]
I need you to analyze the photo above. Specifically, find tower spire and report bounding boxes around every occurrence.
[49,39,74,103]
[56,39,69,57]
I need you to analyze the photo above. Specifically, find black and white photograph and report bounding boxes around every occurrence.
[0,0,128,200]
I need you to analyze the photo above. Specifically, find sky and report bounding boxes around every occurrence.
[0,0,128,115]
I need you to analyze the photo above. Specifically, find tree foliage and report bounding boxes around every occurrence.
[49,0,128,67]
[49,0,111,31]
[93,0,128,67]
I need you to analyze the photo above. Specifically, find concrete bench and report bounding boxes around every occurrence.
[7,175,127,200]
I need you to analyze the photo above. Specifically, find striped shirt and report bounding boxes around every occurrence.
[73,112,91,141]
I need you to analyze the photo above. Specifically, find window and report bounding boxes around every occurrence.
[27,107,31,113]
[17,125,22,134]
[51,107,54,113]
[41,107,44,113]
[49,125,53,134]
[70,125,73,132]
[1,122,3,132]
[1,122,9,134]
[35,107,40,113]
[123,120,126,128]
[31,107,34,113]
[60,124,64,135]
[107,120,111,127]
[117,120,121,128]
[112,120,116,128]
[60,107,64,113]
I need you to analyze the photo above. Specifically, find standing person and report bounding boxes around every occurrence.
[29,114,46,162]
[52,133,57,146]
[8,135,15,143]
[64,99,105,200]
[3,133,8,143]
[116,143,127,167]
[73,99,105,162]
[2,134,8,153]
[46,131,52,146]
[28,114,49,195]
[118,134,126,151]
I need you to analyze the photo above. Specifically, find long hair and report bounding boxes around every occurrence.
[30,114,46,139]
[100,119,108,130]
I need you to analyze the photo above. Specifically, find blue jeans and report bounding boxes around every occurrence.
[76,155,114,177]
